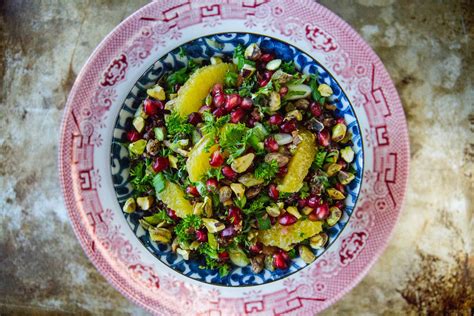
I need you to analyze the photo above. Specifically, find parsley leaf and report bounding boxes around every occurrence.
[204,167,225,182]
[130,160,154,195]
[201,111,230,141]
[281,61,297,74]
[239,76,257,97]
[257,216,271,230]
[174,215,202,243]
[254,160,279,181]
[165,111,194,137]
[224,71,239,88]
[219,123,249,161]
[243,194,270,215]
[312,150,327,170]
[299,182,310,198]
[233,44,256,71]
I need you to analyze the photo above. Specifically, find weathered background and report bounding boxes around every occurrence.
[0,0,472,315]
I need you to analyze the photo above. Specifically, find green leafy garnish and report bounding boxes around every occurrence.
[299,182,310,199]
[174,215,202,243]
[281,61,297,74]
[204,167,225,182]
[254,160,279,181]
[201,111,230,141]
[165,111,194,137]
[233,44,256,71]
[309,74,326,104]
[130,161,153,195]
[224,71,239,88]
[312,150,327,170]
[153,172,166,193]
[219,123,249,161]
[239,76,257,97]
[243,195,270,215]
[257,216,271,230]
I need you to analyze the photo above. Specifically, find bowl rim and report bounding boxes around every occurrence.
[109,31,366,287]
[59,1,410,314]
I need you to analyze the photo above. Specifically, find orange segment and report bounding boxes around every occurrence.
[156,181,193,218]
[277,129,317,193]
[257,220,323,251]
[174,63,235,117]
[186,135,218,182]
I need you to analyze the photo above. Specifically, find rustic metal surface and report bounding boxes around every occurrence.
[0,0,472,315]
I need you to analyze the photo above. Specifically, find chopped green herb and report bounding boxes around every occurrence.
[254,160,279,181]
[165,111,194,137]
[224,71,239,88]
[174,215,202,243]
[281,61,297,74]
[312,150,327,170]
[257,216,271,230]
[243,195,270,215]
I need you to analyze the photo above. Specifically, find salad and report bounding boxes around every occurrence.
[122,43,356,276]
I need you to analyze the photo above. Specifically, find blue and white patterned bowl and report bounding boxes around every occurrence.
[110,33,363,286]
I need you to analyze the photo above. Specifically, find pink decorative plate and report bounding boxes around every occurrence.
[59,1,409,314]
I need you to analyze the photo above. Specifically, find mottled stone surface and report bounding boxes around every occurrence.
[0,1,472,315]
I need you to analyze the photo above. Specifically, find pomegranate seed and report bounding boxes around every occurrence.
[195,230,208,242]
[209,150,224,167]
[249,242,263,254]
[206,178,218,192]
[278,213,297,226]
[212,107,227,118]
[264,137,279,152]
[218,251,229,262]
[280,120,297,133]
[277,165,288,176]
[225,94,242,111]
[279,86,289,97]
[273,253,288,270]
[278,249,290,261]
[199,105,211,113]
[298,198,308,208]
[227,206,242,226]
[310,102,322,117]
[264,71,274,79]
[335,201,345,210]
[221,226,236,238]
[335,182,345,193]
[167,209,179,221]
[336,117,345,124]
[259,78,271,87]
[212,83,224,96]
[213,93,226,107]
[188,112,202,125]
[230,108,246,123]
[144,99,163,116]
[222,166,237,179]
[126,130,141,142]
[270,216,277,225]
[269,113,284,125]
[307,196,320,208]
[240,97,253,110]
[260,53,274,63]
[318,129,330,147]
[186,185,200,197]
[247,118,257,127]
[268,184,279,200]
[337,159,347,169]
[314,203,330,220]
[152,157,169,173]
